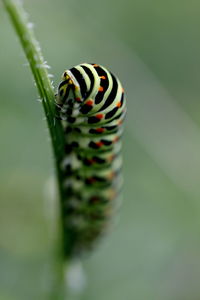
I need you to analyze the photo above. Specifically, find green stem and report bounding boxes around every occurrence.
[2,0,68,298]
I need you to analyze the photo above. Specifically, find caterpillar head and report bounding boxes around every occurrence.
[56,70,82,107]
[57,65,95,108]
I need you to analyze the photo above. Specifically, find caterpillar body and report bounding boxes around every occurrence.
[56,63,126,256]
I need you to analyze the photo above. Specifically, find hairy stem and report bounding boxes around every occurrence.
[2,0,68,298]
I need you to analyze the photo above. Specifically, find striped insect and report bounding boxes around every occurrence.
[56,63,126,256]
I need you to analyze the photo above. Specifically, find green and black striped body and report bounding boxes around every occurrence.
[56,63,126,256]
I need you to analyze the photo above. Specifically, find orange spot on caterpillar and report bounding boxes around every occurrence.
[100,76,106,79]
[88,177,96,183]
[93,64,99,67]
[122,88,125,93]
[116,101,122,108]
[98,86,104,92]
[89,196,100,203]
[118,120,123,125]
[113,136,119,143]
[108,172,115,180]
[95,114,104,119]
[95,128,105,133]
[85,99,93,106]
[75,97,81,102]
[96,141,104,147]
[108,154,115,162]
[88,159,95,164]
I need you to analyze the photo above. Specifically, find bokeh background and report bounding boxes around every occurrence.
[1,0,200,299]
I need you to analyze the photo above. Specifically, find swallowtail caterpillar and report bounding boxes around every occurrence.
[56,63,126,256]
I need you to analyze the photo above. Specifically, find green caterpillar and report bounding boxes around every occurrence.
[56,63,126,256]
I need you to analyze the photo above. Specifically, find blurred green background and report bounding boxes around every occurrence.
[1,0,200,299]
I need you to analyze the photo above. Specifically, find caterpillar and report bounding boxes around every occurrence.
[56,63,126,257]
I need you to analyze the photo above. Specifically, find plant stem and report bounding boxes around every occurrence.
[2,0,68,298]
